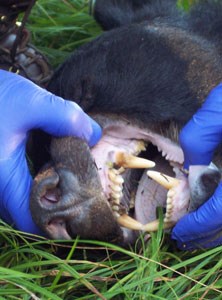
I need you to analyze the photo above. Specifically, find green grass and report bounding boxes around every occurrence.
[27,0,101,67]
[1,220,222,299]
[2,0,221,298]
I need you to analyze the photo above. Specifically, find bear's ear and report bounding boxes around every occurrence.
[91,0,136,30]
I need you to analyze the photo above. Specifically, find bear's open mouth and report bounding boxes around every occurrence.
[90,116,190,235]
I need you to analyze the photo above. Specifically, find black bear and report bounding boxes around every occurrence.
[30,0,222,245]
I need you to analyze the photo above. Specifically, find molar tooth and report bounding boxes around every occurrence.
[136,141,147,153]
[111,192,122,200]
[164,217,170,222]
[167,190,175,198]
[111,184,122,193]
[112,205,120,212]
[166,203,173,210]
[115,175,124,185]
[115,152,155,169]
[116,167,125,174]
[165,212,171,219]
[147,171,180,189]
[117,214,144,230]
[108,169,124,184]
[167,197,172,205]
[113,211,120,218]
[111,193,120,200]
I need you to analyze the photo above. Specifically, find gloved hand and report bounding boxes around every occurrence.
[0,70,102,234]
[172,83,222,250]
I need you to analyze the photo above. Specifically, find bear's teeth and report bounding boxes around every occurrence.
[108,168,124,216]
[117,214,174,232]
[117,214,143,230]
[108,169,124,184]
[147,170,180,189]
[147,170,181,224]
[142,219,174,232]
[115,152,155,169]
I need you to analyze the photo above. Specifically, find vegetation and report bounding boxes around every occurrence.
[1,0,221,299]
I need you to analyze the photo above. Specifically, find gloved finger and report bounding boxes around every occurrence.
[0,141,42,234]
[172,182,222,250]
[179,83,222,169]
[0,71,102,147]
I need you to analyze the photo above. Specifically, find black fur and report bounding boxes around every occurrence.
[48,0,222,128]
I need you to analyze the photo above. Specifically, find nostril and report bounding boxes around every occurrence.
[41,188,61,207]
[32,166,61,208]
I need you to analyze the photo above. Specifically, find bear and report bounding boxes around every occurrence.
[29,0,222,245]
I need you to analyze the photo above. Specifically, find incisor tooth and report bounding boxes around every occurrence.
[117,214,144,230]
[147,171,180,189]
[116,152,155,169]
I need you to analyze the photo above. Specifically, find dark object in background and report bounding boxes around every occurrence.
[0,0,52,86]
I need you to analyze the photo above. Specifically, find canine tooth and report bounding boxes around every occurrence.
[142,219,174,232]
[147,171,180,189]
[116,152,155,169]
[117,214,144,230]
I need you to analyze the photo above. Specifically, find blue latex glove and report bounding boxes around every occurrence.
[172,83,222,250]
[0,70,102,234]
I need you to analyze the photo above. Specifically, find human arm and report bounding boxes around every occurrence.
[0,70,102,234]
[172,83,222,250]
